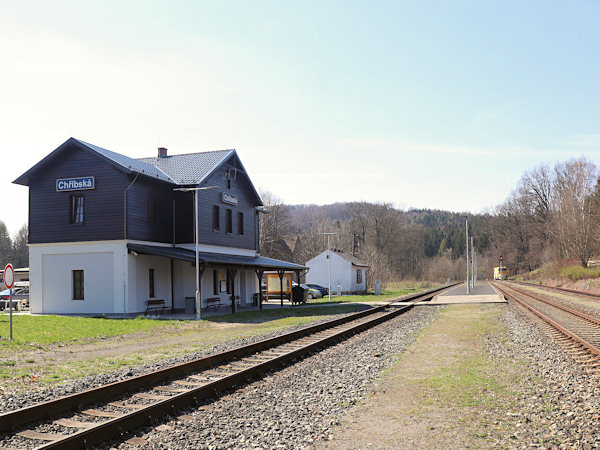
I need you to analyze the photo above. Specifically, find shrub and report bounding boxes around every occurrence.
[559,264,600,281]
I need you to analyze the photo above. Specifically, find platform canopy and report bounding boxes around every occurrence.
[127,243,307,271]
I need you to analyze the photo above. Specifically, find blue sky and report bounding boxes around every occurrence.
[2,0,600,235]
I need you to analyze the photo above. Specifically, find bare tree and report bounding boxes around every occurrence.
[258,190,292,260]
[0,221,12,269]
[12,224,29,268]
[552,158,600,267]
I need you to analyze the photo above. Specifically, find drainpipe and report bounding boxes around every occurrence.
[123,173,140,239]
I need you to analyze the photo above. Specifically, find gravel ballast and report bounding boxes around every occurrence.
[103,305,442,449]
[485,301,600,448]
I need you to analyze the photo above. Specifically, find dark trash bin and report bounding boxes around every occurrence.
[184,296,195,314]
[291,286,306,305]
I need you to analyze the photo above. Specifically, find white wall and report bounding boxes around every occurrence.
[129,254,172,313]
[29,241,261,314]
[29,241,127,314]
[351,267,367,292]
[306,252,353,292]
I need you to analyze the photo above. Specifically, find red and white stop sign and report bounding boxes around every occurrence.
[4,264,14,289]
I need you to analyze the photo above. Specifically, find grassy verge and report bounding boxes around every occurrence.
[0,315,186,351]
[0,304,363,393]
[308,281,433,304]
[321,304,534,448]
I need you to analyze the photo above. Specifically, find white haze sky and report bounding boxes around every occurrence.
[2,0,600,236]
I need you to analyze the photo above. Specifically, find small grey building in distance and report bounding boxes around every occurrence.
[13,137,305,315]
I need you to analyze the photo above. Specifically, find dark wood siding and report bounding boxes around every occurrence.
[29,146,127,243]
[126,176,175,243]
[190,160,259,250]
[27,145,260,251]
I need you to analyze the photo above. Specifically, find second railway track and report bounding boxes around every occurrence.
[493,281,600,375]
[0,284,455,449]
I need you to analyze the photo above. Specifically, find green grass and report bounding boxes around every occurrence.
[308,287,426,304]
[0,315,186,351]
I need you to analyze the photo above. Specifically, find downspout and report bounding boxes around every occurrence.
[123,172,139,315]
[123,173,140,239]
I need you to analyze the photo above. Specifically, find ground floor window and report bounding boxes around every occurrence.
[356,269,363,284]
[212,269,218,295]
[149,268,155,298]
[72,270,84,300]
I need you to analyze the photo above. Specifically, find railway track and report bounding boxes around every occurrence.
[493,281,600,376]
[509,279,600,301]
[0,285,455,449]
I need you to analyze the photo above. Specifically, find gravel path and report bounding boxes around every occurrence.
[94,305,441,449]
[486,301,600,448]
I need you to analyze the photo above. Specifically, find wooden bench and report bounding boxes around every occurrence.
[145,299,166,315]
[205,297,223,311]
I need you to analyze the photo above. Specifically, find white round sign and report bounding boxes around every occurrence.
[4,264,14,289]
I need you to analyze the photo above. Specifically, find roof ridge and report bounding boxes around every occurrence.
[137,149,234,160]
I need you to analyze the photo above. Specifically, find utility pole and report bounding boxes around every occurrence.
[465,217,470,294]
[174,185,218,319]
[471,235,475,288]
[319,232,337,301]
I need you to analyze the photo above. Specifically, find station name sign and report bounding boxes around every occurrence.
[56,176,95,192]
[222,192,238,206]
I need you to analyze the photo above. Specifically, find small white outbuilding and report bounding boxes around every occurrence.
[305,250,368,294]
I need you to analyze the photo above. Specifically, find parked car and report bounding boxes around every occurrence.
[0,286,29,310]
[292,282,323,300]
[306,284,329,297]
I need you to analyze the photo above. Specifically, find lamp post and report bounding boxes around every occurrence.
[174,186,218,319]
[465,216,470,294]
[319,232,337,301]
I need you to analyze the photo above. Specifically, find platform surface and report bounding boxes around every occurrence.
[427,282,506,304]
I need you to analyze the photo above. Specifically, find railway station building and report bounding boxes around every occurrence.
[13,138,306,315]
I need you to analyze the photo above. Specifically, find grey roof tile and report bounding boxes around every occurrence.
[76,139,175,183]
[333,251,369,267]
[137,149,233,185]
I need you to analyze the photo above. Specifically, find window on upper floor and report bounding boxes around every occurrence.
[226,209,233,234]
[238,212,244,235]
[148,196,157,225]
[70,195,84,225]
[213,205,220,231]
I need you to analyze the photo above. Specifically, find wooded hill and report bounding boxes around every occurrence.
[260,157,600,286]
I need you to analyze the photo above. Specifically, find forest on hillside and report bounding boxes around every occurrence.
[260,157,600,287]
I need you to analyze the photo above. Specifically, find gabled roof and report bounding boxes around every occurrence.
[137,150,233,185]
[78,139,175,183]
[13,138,174,185]
[310,250,368,267]
[336,252,369,267]
[14,138,263,204]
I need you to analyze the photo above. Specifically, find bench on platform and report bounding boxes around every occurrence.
[145,299,166,315]
[206,297,223,311]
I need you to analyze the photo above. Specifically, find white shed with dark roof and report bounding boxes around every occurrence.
[305,250,368,294]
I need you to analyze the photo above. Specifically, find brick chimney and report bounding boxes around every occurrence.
[158,147,168,158]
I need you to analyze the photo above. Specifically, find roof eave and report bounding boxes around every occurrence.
[13,137,133,186]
